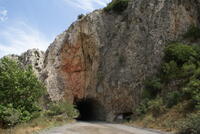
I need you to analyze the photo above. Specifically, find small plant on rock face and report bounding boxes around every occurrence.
[118,55,126,66]
[77,14,84,19]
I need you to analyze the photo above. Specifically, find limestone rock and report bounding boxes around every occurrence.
[20,49,44,77]
[4,49,45,77]
[42,0,200,121]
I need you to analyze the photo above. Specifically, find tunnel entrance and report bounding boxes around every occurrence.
[75,98,105,121]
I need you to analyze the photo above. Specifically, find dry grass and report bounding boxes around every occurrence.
[127,101,193,133]
[0,116,74,134]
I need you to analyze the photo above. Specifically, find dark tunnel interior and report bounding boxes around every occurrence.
[75,98,104,121]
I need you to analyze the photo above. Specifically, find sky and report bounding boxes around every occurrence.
[0,0,111,57]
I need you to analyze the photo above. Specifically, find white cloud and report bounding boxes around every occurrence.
[0,9,8,22]
[0,21,51,57]
[64,0,111,11]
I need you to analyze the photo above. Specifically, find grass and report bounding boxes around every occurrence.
[0,116,74,134]
[127,101,197,133]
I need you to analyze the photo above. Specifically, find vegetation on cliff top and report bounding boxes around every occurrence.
[104,0,129,13]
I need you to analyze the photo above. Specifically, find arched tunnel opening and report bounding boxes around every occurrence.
[74,98,105,121]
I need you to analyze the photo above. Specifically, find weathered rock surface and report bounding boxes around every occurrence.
[20,49,45,77]
[42,0,200,121]
[5,49,45,77]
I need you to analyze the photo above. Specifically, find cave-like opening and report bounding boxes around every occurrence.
[75,98,105,121]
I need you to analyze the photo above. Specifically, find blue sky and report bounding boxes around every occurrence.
[0,0,111,57]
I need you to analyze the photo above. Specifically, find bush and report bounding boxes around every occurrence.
[134,99,149,116]
[144,77,163,99]
[0,105,21,127]
[165,91,182,108]
[46,102,79,119]
[192,68,200,80]
[0,58,45,126]
[178,113,200,134]
[164,43,197,66]
[161,61,179,80]
[183,25,200,41]
[104,0,129,13]
[148,97,166,118]
[181,63,196,78]
[183,79,200,109]
[77,14,84,19]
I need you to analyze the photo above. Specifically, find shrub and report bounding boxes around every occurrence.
[0,105,21,127]
[178,113,200,134]
[183,25,200,41]
[104,0,129,13]
[134,99,149,116]
[193,45,200,61]
[161,61,179,80]
[181,63,196,78]
[148,97,166,118]
[164,43,197,66]
[0,57,45,126]
[192,68,200,80]
[183,79,200,109]
[46,102,79,119]
[144,77,163,99]
[165,91,182,108]
[77,14,84,19]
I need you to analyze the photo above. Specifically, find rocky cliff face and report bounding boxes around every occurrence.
[41,0,200,121]
[6,49,45,77]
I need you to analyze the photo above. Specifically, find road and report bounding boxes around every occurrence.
[38,122,172,134]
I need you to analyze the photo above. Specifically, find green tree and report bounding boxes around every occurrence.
[0,57,45,126]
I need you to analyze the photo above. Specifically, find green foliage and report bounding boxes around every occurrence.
[104,0,129,13]
[135,42,200,131]
[181,63,197,78]
[77,14,84,19]
[178,113,200,134]
[46,102,79,119]
[183,79,200,110]
[165,91,182,108]
[144,77,163,99]
[148,97,166,118]
[134,99,149,116]
[183,25,200,41]
[161,61,179,80]
[164,43,197,66]
[0,57,45,126]
[0,105,21,127]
